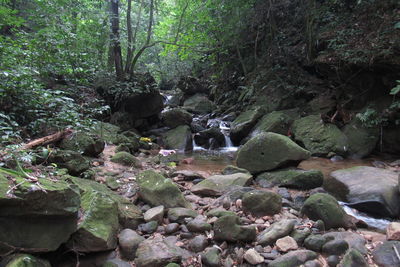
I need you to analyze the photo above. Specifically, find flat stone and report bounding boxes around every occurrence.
[244,248,264,265]
[257,219,296,246]
[268,250,318,267]
[276,236,298,252]
[372,241,400,267]
[168,208,197,223]
[191,173,253,196]
[143,205,165,223]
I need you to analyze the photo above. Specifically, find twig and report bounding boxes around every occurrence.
[393,245,400,262]
[6,181,25,195]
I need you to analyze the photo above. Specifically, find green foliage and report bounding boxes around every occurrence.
[356,108,385,127]
[390,80,400,96]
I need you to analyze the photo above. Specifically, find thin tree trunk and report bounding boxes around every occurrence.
[110,0,124,80]
[125,0,144,74]
[236,45,247,76]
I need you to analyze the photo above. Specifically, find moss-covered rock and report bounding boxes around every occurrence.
[268,250,318,267]
[190,173,253,196]
[292,115,348,156]
[161,108,193,128]
[137,170,190,208]
[236,132,311,174]
[60,132,105,157]
[111,152,141,167]
[249,110,296,138]
[256,169,323,189]
[214,215,257,242]
[230,108,264,144]
[183,94,215,114]
[163,125,193,151]
[301,193,351,229]
[48,150,90,176]
[1,254,51,267]
[257,219,296,246]
[242,190,282,217]
[0,173,80,255]
[339,248,368,267]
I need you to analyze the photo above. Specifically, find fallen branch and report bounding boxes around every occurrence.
[20,129,73,151]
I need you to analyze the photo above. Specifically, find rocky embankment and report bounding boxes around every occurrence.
[1,120,400,267]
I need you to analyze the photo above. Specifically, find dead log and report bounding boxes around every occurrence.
[20,129,73,150]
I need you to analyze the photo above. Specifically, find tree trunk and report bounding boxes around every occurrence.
[125,0,133,74]
[110,0,124,80]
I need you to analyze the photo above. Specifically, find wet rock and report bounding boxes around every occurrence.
[276,236,298,252]
[60,132,105,157]
[323,232,367,255]
[304,234,328,252]
[168,208,197,223]
[135,236,191,267]
[372,241,400,267]
[301,193,352,229]
[48,150,90,176]
[236,132,311,174]
[201,247,221,267]
[188,235,208,253]
[327,255,341,267]
[387,222,400,240]
[138,221,158,234]
[111,152,142,167]
[230,108,264,144]
[214,215,257,242]
[256,169,323,190]
[292,115,348,156]
[257,219,296,246]
[339,248,368,267]
[342,118,379,158]
[242,190,282,217]
[143,205,165,224]
[194,127,226,149]
[244,248,264,265]
[163,125,193,151]
[290,228,311,245]
[249,110,296,138]
[161,108,193,128]
[118,229,145,260]
[187,216,212,233]
[322,239,349,255]
[222,165,250,175]
[183,94,215,115]
[0,174,80,255]
[165,223,180,234]
[137,170,191,208]
[268,250,318,267]
[326,166,400,218]
[191,173,252,196]
[0,254,51,267]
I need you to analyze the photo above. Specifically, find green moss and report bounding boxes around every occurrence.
[2,254,51,267]
[110,152,141,167]
[256,169,323,189]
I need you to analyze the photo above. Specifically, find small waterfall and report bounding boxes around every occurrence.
[218,120,237,152]
[192,136,206,151]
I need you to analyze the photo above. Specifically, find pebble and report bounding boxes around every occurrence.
[276,236,298,252]
[244,248,265,265]
[165,223,180,234]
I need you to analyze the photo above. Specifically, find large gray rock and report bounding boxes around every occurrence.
[249,110,297,137]
[372,241,400,267]
[268,250,318,267]
[183,94,214,114]
[137,170,190,208]
[161,108,193,128]
[214,215,257,242]
[322,232,367,255]
[236,132,311,174]
[135,236,191,267]
[190,173,253,196]
[301,193,352,229]
[242,190,282,217]
[326,166,399,218]
[230,108,264,144]
[0,174,80,255]
[257,219,296,246]
[163,125,193,152]
[292,115,348,156]
[256,169,323,190]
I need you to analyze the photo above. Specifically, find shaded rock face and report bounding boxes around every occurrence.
[249,110,298,138]
[292,115,348,156]
[137,170,190,208]
[230,108,264,145]
[48,150,90,176]
[163,125,193,152]
[183,94,215,114]
[194,127,225,149]
[256,169,323,190]
[190,173,253,197]
[0,174,80,255]
[326,166,400,218]
[161,108,193,128]
[236,132,311,174]
[121,92,164,120]
[301,193,351,230]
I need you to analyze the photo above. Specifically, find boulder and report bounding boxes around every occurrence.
[190,173,253,196]
[230,108,264,144]
[120,92,164,121]
[372,241,400,267]
[292,115,348,156]
[256,169,323,190]
[118,229,145,260]
[326,166,399,218]
[183,94,215,114]
[111,152,142,168]
[0,254,51,267]
[161,108,193,128]
[301,193,352,229]
[163,125,193,151]
[91,122,121,144]
[242,190,282,217]
[323,232,367,255]
[137,170,190,208]
[0,174,80,255]
[268,250,318,267]
[135,236,191,267]
[48,150,90,176]
[213,215,257,242]
[257,219,296,246]
[342,118,379,158]
[60,132,105,157]
[236,132,311,174]
[249,110,296,137]
[194,127,225,149]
